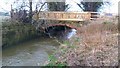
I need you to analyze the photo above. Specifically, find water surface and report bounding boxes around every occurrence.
[2,38,59,66]
[2,28,77,66]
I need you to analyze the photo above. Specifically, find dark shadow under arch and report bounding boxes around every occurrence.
[44,24,76,38]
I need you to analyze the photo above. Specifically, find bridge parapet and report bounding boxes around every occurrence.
[33,11,92,21]
[33,12,100,31]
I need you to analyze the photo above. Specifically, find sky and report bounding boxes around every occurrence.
[0,0,119,14]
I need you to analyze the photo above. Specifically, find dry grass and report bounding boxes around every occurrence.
[54,17,119,66]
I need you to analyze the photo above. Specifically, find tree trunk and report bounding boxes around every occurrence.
[29,0,32,23]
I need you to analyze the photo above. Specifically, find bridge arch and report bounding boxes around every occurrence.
[43,24,77,38]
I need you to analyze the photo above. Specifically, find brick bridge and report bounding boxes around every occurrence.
[33,11,98,31]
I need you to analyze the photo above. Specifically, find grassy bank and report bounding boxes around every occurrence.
[2,20,40,48]
[45,17,118,66]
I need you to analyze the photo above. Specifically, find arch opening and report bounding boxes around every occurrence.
[44,25,77,39]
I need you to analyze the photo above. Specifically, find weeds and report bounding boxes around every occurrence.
[46,54,67,66]
[2,20,39,48]
[45,39,78,66]
[103,21,112,24]
[48,18,118,66]
[44,18,118,66]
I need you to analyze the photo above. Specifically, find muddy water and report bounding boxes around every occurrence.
[2,38,59,66]
[2,28,77,66]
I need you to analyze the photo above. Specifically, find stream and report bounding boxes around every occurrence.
[2,28,77,66]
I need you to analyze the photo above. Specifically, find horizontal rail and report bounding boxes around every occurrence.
[39,18,84,21]
[33,12,99,21]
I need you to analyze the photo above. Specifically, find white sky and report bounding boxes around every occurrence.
[0,0,119,14]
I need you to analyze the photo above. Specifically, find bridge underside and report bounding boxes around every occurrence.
[43,24,77,39]
[47,24,77,29]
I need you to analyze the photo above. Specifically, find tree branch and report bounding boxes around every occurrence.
[38,2,47,13]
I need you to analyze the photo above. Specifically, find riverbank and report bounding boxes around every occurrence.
[2,19,40,48]
[45,17,119,66]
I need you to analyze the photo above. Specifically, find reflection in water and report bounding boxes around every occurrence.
[2,28,77,66]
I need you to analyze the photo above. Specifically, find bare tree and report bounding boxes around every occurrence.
[47,2,69,11]
[76,0,110,18]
